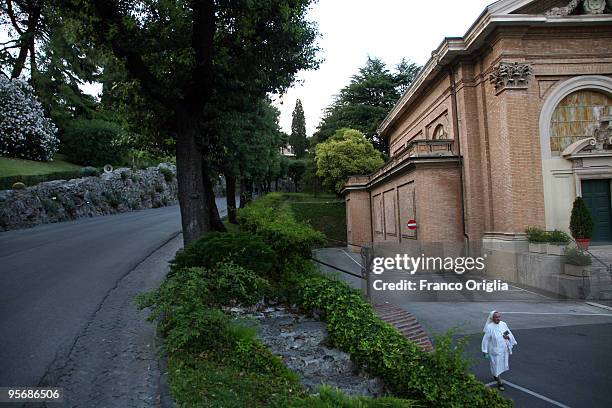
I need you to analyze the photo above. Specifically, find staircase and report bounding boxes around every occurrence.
[586,245,612,301]
[374,303,434,352]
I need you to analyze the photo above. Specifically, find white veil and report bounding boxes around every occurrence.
[483,310,497,332]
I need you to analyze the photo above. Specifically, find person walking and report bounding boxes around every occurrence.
[481,310,517,391]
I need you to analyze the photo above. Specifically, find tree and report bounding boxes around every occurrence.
[570,197,594,239]
[315,128,384,193]
[313,57,420,153]
[287,159,306,191]
[0,76,58,161]
[289,99,307,158]
[80,0,319,244]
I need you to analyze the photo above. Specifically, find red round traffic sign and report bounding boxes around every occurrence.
[407,220,417,230]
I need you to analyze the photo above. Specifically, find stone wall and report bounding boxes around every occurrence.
[0,164,178,231]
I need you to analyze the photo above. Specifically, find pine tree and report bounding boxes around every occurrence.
[289,99,308,158]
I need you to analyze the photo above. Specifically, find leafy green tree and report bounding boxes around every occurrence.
[313,57,420,153]
[315,128,384,193]
[289,99,308,158]
[78,0,319,243]
[288,159,306,191]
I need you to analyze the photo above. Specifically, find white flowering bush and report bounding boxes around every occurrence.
[0,76,59,161]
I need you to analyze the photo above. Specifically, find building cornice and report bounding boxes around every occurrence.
[377,4,612,139]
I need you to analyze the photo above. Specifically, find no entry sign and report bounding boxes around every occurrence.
[407,220,417,230]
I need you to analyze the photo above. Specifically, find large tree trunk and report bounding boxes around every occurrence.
[176,114,210,245]
[226,174,238,224]
[202,165,226,232]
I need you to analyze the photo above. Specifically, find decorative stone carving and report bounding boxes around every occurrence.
[546,0,609,16]
[489,62,532,92]
[594,115,612,151]
[546,0,582,16]
[584,0,607,13]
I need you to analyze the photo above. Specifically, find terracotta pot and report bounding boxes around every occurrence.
[576,238,591,250]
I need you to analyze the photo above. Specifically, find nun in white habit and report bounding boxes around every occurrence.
[481,310,517,391]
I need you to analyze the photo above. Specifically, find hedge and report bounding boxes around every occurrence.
[0,170,83,190]
[294,275,511,408]
[237,193,326,263]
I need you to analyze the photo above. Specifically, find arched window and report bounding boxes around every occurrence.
[550,90,612,155]
[432,124,447,140]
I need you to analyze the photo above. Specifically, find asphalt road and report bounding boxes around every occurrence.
[0,201,228,389]
[314,248,612,408]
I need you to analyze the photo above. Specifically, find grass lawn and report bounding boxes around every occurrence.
[0,155,82,177]
[276,193,347,246]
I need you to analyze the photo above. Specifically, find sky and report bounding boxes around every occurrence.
[275,0,493,136]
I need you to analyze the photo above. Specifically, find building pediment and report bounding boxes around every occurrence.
[494,0,611,15]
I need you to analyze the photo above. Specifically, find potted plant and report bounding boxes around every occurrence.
[563,247,592,277]
[569,197,594,250]
[526,226,548,253]
[546,229,571,256]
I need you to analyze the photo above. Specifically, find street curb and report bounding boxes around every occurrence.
[585,301,612,312]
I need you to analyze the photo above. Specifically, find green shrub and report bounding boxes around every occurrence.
[80,166,100,177]
[0,170,82,190]
[570,197,594,239]
[295,274,511,408]
[547,229,570,245]
[131,173,140,183]
[159,166,175,182]
[137,263,266,353]
[171,231,277,277]
[61,119,125,167]
[237,194,326,262]
[525,226,548,243]
[41,197,59,215]
[287,386,414,408]
[564,247,592,266]
[120,170,130,181]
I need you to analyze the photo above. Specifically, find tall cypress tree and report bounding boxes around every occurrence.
[290,99,308,158]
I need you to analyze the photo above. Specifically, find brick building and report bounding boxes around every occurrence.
[342,0,612,280]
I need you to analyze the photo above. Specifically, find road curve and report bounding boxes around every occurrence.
[0,201,227,388]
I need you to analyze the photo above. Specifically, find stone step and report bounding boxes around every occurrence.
[374,303,433,352]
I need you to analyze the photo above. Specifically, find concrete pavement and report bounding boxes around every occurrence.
[0,199,228,391]
[313,247,612,408]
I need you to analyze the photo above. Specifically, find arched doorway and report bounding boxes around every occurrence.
[539,76,612,238]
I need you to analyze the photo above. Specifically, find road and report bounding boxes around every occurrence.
[0,199,227,390]
[314,247,612,408]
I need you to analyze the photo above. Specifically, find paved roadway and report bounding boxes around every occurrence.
[0,200,227,390]
[314,248,612,408]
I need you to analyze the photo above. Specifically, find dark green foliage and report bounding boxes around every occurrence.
[570,197,594,239]
[237,193,326,263]
[61,119,125,167]
[289,99,308,158]
[313,57,420,153]
[526,227,571,244]
[525,226,548,243]
[288,159,307,191]
[170,231,277,277]
[564,247,592,266]
[0,170,82,190]
[547,229,571,245]
[80,166,100,177]
[41,197,59,215]
[120,170,130,181]
[295,275,511,408]
[287,386,414,407]
[136,262,266,353]
[158,167,174,182]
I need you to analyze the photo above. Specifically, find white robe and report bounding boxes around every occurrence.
[481,321,517,377]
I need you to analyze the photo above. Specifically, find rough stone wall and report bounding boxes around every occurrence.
[0,164,178,231]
